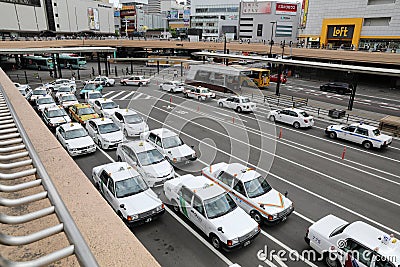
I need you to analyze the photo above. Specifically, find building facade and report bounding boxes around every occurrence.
[0,0,115,37]
[190,0,240,41]
[299,0,400,51]
[239,0,301,44]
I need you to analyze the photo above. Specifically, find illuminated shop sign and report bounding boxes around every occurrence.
[327,25,354,39]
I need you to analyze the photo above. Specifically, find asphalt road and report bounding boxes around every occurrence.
[63,76,400,267]
[12,67,400,267]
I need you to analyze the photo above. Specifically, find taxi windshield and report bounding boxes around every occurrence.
[102,102,118,109]
[61,95,77,101]
[201,89,209,94]
[77,107,95,115]
[241,98,250,103]
[204,193,237,219]
[33,89,47,95]
[125,114,143,124]
[115,176,148,198]
[137,149,164,166]
[88,92,102,99]
[65,128,88,140]
[162,136,183,149]
[47,109,67,118]
[38,98,54,104]
[244,176,272,198]
[98,123,119,134]
[85,84,97,90]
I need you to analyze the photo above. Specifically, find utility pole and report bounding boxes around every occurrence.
[223,33,227,66]
[347,72,358,111]
[269,21,276,58]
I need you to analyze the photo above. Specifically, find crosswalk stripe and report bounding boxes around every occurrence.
[108,91,125,100]
[120,91,135,100]
[102,91,115,98]
[132,92,143,100]
[145,95,152,99]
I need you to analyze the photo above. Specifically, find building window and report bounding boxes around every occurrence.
[240,17,253,21]
[57,24,60,28]
[53,3,57,6]
[367,0,395,4]
[363,17,391,26]
[257,24,263,36]
[240,24,253,27]
[55,14,58,17]
[240,29,252,32]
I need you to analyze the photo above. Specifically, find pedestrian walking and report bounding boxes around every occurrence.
[49,70,53,78]
[173,69,178,78]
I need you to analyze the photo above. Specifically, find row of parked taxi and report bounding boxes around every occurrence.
[15,78,399,265]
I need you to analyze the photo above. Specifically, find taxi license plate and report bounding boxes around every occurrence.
[145,218,152,223]
[243,240,251,247]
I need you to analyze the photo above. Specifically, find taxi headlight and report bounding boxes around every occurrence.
[156,204,164,212]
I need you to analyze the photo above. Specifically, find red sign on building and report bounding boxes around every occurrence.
[275,3,297,15]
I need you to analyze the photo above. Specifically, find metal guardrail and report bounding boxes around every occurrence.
[0,85,98,266]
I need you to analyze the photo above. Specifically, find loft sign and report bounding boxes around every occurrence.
[327,25,354,39]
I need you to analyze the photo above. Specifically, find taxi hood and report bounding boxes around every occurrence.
[49,116,70,124]
[210,206,258,240]
[66,136,94,149]
[102,131,123,142]
[166,144,194,158]
[142,160,172,178]
[251,188,292,214]
[119,189,161,215]
[310,214,348,239]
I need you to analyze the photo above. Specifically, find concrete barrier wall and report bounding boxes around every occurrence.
[0,68,160,266]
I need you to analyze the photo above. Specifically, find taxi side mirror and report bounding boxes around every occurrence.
[120,204,126,210]
[217,227,224,233]
[284,191,288,197]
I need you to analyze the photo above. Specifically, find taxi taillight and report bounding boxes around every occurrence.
[227,240,233,246]
[127,216,132,221]
[268,215,273,221]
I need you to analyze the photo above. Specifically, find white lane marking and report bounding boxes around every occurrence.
[381,106,400,111]
[166,206,234,266]
[134,108,400,236]
[214,111,247,122]
[102,91,115,98]
[95,145,235,266]
[120,91,135,100]
[273,255,289,267]
[132,92,143,100]
[108,91,126,100]
[356,93,400,103]
[293,211,315,224]
[263,260,278,267]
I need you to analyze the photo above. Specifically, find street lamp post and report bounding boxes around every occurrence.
[269,21,276,57]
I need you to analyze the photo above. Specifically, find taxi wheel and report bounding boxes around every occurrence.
[198,96,202,101]
[293,122,300,129]
[328,132,337,139]
[97,140,103,149]
[250,211,262,224]
[210,235,221,250]
[269,115,275,122]
[236,107,242,113]
[123,129,128,137]
[117,156,122,162]
[138,82,143,87]
[218,102,223,107]
[170,88,174,93]
[363,141,372,149]
[325,254,341,267]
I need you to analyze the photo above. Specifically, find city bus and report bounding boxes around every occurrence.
[58,54,87,69]
[20,56,54,71]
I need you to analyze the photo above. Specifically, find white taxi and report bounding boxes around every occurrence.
[93,99,119,118]
[268,108,314,129]
[116,140,175,187]
[305,214,400,267]
[42,105,71,131]
[48,79,76,92]
[217,96,257,113]
[92,162,165,225]
[111,109,149,137]
[29,87,49,103]
[120,75,150,86]
[159,81,185,93]
[35,95,56,114]
[86,118,123,149]
[55,86,74,102]
[325,123,392,149]
[141,128,196,164]
[164,174,260,250]
[55,123,96,156]
[59,93,79,109]
[202,163,294,224]
[85,91,103,106]
[183,86,216,101]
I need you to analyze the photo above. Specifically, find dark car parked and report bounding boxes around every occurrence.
[320,82,353,94]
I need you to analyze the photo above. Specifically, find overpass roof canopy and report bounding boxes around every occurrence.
[193,52,400,77]
[0,47,116,55]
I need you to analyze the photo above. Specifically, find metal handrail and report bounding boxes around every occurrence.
[0,85,99,267]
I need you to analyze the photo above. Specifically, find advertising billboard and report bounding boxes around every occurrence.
[275,3,297,16]
[241,1,271,14]
[88,8,100,31]
[300,0,309,27]
[327,25,355,39]
[183,9,190,26]
[0,0,40,6]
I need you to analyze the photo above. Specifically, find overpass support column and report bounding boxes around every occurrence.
[56,54,62,78]
[157,61,160,74]
[104,53,109,77]
[97,53,101,76]
[51,54,57,79]
[347,73,358,111]
[276,64,282,96]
